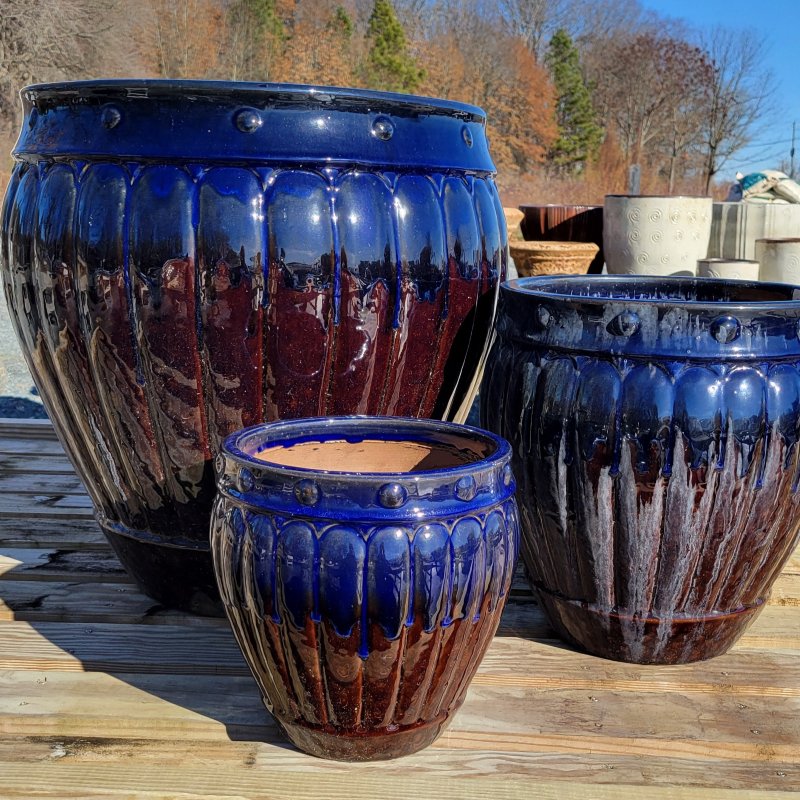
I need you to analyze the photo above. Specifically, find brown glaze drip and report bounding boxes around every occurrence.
[254,438,489,473]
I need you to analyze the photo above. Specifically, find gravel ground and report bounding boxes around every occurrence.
[0,301,48,419]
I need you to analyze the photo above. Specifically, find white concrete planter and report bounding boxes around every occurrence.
[697,258,760,281]
[708,202,800,260]
[756,238,800,284]
[604,195,712,276]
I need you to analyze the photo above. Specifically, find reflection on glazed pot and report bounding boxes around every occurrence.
[481,275,800,664]
[0,80,507,613]
[211,416,519,760]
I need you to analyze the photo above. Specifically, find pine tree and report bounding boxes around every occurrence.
[545,29,603,173]
[328,6,353,39]
[364,0,424,93]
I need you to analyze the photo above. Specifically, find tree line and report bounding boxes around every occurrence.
[0,0,773,198]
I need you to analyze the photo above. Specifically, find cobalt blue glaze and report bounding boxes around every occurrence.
[210,416,519,760]
[482,275,800,664]
[1,80,506,614]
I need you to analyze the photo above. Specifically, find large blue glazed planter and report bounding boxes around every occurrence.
[210,416,519,760]
[481,275,800,664]
[0,80,506,613]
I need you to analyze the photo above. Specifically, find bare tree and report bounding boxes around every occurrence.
[697,27,774,192]
[498,0,570,60]
[0,0,139,136]
[590,32,712,186]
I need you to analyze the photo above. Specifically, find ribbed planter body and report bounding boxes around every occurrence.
[708,202,800,260]
[519,204,604,273]
[481,276,800,664]
[0,80,506,613]
[211,416,519,760]
[604,195,712,276]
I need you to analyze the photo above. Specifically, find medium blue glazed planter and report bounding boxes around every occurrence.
[0,80,506,613]
[210,416,519,760]
[482,275,800,664]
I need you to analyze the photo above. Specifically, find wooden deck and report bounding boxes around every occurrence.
[0,417,797,798]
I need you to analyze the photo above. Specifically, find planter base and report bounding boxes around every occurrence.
[277,712,455,761]
[99,517,223,617]
[536,586,764,664]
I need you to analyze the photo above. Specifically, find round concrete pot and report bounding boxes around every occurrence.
[604,195,712,276]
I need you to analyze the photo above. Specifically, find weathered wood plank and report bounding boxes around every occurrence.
[0,472,87,496]
[0,435,65,456]
[0,549,127,583]
[0,572,796,648]
[0,418,56,436]
[0,669,797,754]
[0,618,798,694]
[0,451,74,474]
[0,760,793,799]
[1,735,792,792]
[0,580,229,627]
[0,518,107,550]
[0,493,95,519]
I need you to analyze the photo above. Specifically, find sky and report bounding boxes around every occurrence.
[640,0,800,182]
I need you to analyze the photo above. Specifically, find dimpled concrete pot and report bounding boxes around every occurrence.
[604,195,712,276]
[0,80,507,613]
[211,416,519,760]
[481,275,800,664]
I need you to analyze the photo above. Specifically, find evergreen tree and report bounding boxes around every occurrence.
[328,6,354,39]
[545,29,603,172]
[364,0,424,93]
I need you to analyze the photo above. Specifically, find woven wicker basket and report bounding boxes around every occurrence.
[510,240,600,277]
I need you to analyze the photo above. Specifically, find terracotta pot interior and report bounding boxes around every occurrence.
[253,436,492,473]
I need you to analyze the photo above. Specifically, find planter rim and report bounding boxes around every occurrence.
[223,415,511,481]
[604,194,712,200]
[14,79,493,171]
[510,241,599,250]
[518,203,602,209]
[503,275,800,312]
[218,416,514,521]
[698,258,760,264]
[21,78,486,120]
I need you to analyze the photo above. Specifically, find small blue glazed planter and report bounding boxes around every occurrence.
[210,415,519,761]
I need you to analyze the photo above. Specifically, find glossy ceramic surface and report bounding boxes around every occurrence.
[211,416,519,760]
[481,275,800,663]
[519,204,604,273]
[604,195,712,276]
[0,80,507,613]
